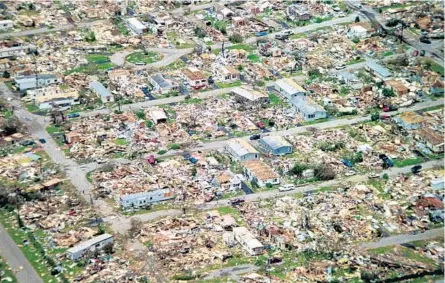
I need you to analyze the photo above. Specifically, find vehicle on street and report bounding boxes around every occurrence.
[282,30,294,35]
[256,122,266,129]
[335,64,346,70]
[411,165,422,174]
[279,184,295,192]
[67,113,80,119]
[249,134,261,140]
[368,173,380,179]
[419,36,431,44]
[148,155,156,165]
[275,34,289,40]
[230,198,245,205]
[39,138,46,144]
[256,31,268,36]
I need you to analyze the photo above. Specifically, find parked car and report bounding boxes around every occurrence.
[419,37,431,44]
[256,31,268,36]
[67,113,80,119]
[230,198,245,205]
[411,165,422,174]
[368,173,380,179]
[148,155,156,165]
[279,184,295,192]
[275,34,289,40]
[282,30,294,35]
[345,170,356,176]
[249,134,261,140]
[20,140,35,146]
[39,138,46,144]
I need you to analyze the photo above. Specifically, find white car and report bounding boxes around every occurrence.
[282,30,294,35]
[345,170,356,176]
[279,184,295,192]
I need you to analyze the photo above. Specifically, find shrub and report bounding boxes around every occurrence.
[158,150,167,155]
[229,33,243,43]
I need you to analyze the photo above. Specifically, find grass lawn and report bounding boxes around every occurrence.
[215,80,241,89]
[268,93,282,105]
[227,44,254,52]
[25,103,39,113]
[86,54,111,64]
[165,59,186,70]
[247,53,260,62]
[302,117,329,126]
[346,58,365,65]
[0,254,17,283]
[182,98,203,104]
[381,3,414,11]
[0,210,59,282]
[114,138,129,146]
[393,157,423,168]
[126,51,163,64]
[290,33,307,39]
[46,125,61,134]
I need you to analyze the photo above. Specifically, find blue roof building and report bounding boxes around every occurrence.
[89,81,114,103]
[366,61,392,79]
[258,136,292,156]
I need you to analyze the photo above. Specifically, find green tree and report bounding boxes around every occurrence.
[382,88,395,97]
[371,112,380,121]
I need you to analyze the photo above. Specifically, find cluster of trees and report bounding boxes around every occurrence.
[289,163,336,181]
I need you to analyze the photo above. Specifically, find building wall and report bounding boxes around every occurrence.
[68,237,113,260]
[120,190,174,208]
[257,177,280,188]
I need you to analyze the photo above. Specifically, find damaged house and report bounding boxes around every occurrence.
[181,67,208,90]
[226,138,259,161]
[27,85,80,110]
[233,227,264,256]
[274,78,327,121]
[149,73,179,95]
[232,86,269,106]
[119,188,175,209]
[66,233,113,261]
[243,160,280,187]
[14,74,59,91]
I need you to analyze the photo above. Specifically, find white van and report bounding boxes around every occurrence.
[279,184,295,192]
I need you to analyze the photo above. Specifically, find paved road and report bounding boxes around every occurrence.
[0,20,107,39]
[0,224,43,283]
[0,83,113,216]
[81,86,237,117]
[104,159,443,233]
[360,228,444,249]
[203,264,260,280]
[188,99,443,153]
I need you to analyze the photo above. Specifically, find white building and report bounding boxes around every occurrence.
[120,188,174,209]
[181,67,208,90]
[0,20,13,30]
[233,227,264,256]
[0,44,36,59]
[89,81,114,103]
[14,74,59,91]
[347,24,368,39]
[66,234,113,261]
[243,160,280,188]
[126,17,147,34]
[27,85,80,110]
[226,138,259,161]
[232,86,269,105]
